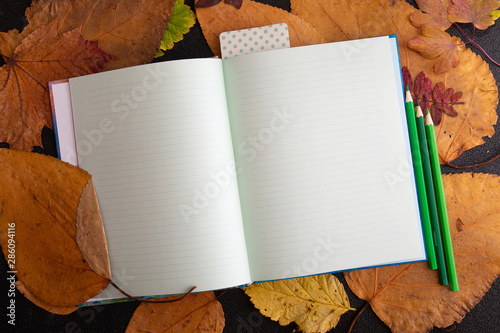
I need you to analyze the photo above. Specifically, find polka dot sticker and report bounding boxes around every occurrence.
[220,23,290,59]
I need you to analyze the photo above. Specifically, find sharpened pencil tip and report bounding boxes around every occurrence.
[425,110,434,125]
[416,104,424,117]
[405,89,413,103]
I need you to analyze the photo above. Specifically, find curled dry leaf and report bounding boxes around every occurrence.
[345,172,500,333]
[245,274,354,333]
[0,0,177,71]
[125,292,225,333]
[408,24,464,74]
[290,0,498,163]
[410,0,453,30]
[196,0,326,57]
[448,0,500,29]
[0,19,114,151]
[0,149,110,313]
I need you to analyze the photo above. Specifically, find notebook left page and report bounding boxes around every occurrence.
[68,59,250,300]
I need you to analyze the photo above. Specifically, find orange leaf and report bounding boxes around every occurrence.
[125,292,225,332]
[0,148,110,313]
[410,0,453,30]
[290,0,498,163]
[448,0,500,30]
[195,0,326,57]
[0,19,114,151]
[344,172,500,333]
[408,24,463,74]
[0,0,177,71]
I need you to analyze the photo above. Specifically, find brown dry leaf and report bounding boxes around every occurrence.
[195,0,326,57]
[408,24,463,74]
[290,0,498,163]
[344,172,500,333]
[125,292,225,333]
[448,0,500,30]
[0,0,176,71]
[0,149,110,313]
[410,0,453,30]
[0,19,114,151]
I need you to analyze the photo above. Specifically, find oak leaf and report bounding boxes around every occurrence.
[408,24,464,73]
[0,19,114,151]
[125,292,225,333]
[0,149,110,313]
[410,0,453,30]
[448,0,500,29]
[345,172,500,333]
[244,274,354,333]
[195,0,326,57]
[290,0,498,163]
[0,0,177,71]
[156,0,196,57]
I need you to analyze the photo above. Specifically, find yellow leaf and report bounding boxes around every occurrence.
[245,274,354,333]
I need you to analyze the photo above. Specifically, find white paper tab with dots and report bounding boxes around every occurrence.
[220,23,290,59]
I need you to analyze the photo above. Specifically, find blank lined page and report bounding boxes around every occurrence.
[69,59,250,299]
[223,36,425,282]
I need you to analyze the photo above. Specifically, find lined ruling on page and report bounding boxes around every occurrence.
[69,59,250,298]
[223,36,425,282]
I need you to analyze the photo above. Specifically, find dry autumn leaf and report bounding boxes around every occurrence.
[245,274,354,333]
[345,172,500,333]
[448,0,500,29]
[408,24,464,73]
[0,148,110,314]
[290,0,498,163]
[195,0,326,57]
[0,19,114,151]
[125,292,225,333]
[410,0,453,30]
[0,0,176,71]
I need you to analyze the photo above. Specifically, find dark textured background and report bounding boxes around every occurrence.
[0,0,499,332]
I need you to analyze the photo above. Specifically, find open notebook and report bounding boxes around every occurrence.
[50,35,426,304]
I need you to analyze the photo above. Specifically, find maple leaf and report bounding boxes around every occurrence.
[156,0,196,57]
[408,24,464,73]
[196,0,326,57]
[345,172,500,333]
[125,292,225,332]
[410,0,454,30]
[0,0,177,71]
[0,149,110,313]
[244,274,354,333]
[448,0,500,29]
[0,19,115,151]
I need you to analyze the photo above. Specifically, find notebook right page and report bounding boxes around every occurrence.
[223,36,426,282]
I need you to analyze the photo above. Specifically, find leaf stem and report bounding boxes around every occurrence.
[109,280,196,303]
[445,152,500,169]
[347,301,369,333]
[453,23,500,66]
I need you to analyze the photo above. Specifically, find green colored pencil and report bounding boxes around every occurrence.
[425,111,459,291]
[405,87,437,270]
[415,104,448,285]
